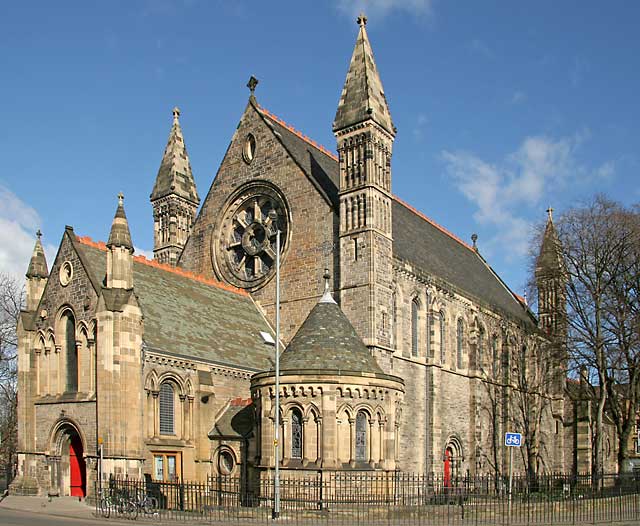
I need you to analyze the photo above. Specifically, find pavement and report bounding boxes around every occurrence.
[0,495,97,521]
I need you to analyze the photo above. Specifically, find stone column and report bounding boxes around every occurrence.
[368,419,375,466]
[88,339,96,393]
[179,394,186,439]
[151,391,159,437]
[378,418,386,466]
[55,344,61,394]
[188,396,194,442]
[35,349,41,396]
[349,418,356,466]
[302,416,309,465]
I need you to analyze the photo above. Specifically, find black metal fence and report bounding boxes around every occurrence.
[96,471,640,524]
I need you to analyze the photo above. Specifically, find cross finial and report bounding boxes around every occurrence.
[319,268,336,304]
[36,229,42,240]
[247,76,259,98]
[172,106,181,120]
[471,233,478,251]
[357,12,367,27]
[323,268,330,294]
[118,192,124,206]
[546,207,554,221]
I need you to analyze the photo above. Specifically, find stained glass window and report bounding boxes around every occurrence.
[355,411,368,461]
[291,409,303,459]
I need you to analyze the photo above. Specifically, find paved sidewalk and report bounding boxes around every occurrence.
[0,495,97,520]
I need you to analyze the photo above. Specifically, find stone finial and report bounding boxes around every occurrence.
[172,106,181,120]
[108,192,133,251]
[26,229,49,279]
[547,207,554,222]
[247,76,259,98]
[320,268,336,304]
[471,233,478,251]
[36,229,42,240]
[118,191,124,206]
[523,291,528,305]
[357,12,367,27]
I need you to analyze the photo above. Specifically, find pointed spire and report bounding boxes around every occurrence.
[150,107,200,204]
[333,13,395,135]
[26,229,49,278]
[536,207,563,277]
[107,192,133,251]
[319,268,336,304]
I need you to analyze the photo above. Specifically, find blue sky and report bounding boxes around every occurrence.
[1,0,638,299]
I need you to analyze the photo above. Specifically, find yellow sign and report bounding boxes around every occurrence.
[274,440,278,447]
[98,437,103,445]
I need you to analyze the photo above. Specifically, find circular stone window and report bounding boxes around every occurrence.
[218,450,235,475]
[242,134,257,164]
[59,261,73,286]
[213,183,289,291]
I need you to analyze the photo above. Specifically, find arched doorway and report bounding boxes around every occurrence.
[69,433,86,497]
[51,422,86,498]
[444,447,453,488]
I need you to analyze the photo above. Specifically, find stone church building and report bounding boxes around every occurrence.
[12,16,595,498]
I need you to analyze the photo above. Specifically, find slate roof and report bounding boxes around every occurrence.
[150,108,200,204]
[73,236,275,371]
[279,296,384,374]
[333,17,395,135]
[257,106,533,326]
[208,397,254,439]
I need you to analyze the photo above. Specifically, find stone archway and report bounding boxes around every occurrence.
[51,421,87,497]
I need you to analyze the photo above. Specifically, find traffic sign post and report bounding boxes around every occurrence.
[505,432,523,519]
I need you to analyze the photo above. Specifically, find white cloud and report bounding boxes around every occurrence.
[335,0,433,19]
[469,39,495,59]
[441,132,615,259]
[0,185,56,282]
[510,91,527,104]
[134,246,154,260]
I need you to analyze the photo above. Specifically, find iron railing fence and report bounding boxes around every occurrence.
[95,471,640,525]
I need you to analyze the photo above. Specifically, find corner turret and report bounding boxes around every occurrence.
[25,230,48,311]
[107,193,134,289]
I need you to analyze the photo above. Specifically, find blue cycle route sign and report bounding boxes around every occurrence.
[505,432,523,447]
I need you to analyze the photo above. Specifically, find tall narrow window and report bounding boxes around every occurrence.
[491,335,499,377]
[477,325,485,369]
[411,298,419,357]
[426,311,433,358]
[64,313,78,392]
[355,411,368,461]
[291,409,303,459]
[391,292,397,349]
[159,382,175,435]
[457,319,464,368]
[440,312,446,364]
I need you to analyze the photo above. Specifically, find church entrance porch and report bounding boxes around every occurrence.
[50,421,87,497]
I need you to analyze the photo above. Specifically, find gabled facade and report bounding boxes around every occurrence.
[13,15,585,499]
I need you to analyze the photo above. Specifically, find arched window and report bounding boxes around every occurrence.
[411,298,419,357]
[457,318,464,369]
[291,409,303,459]
[477,325,485,369]
[491,335,499,377]
[391,292,397,349]
[439,312,446,364]
[64,312,78,392]
[355,410,368,461]
[159,382,175,435]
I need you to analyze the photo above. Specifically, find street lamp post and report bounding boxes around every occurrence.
[270,211,281,520]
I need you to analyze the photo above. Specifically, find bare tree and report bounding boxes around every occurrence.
[553,196,639,477]
[601,206,640,472]
[0,273,23,484]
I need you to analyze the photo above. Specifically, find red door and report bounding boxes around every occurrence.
[443,448,452,488]
[69,435,86,497]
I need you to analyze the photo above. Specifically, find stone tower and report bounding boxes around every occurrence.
[151,107,200,266]
[333,14,396,353]
[535,208,566,339]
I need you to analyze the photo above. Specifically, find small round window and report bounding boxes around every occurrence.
[218,450,235,475]
[242,134,256,164]
[59,261,73,287]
